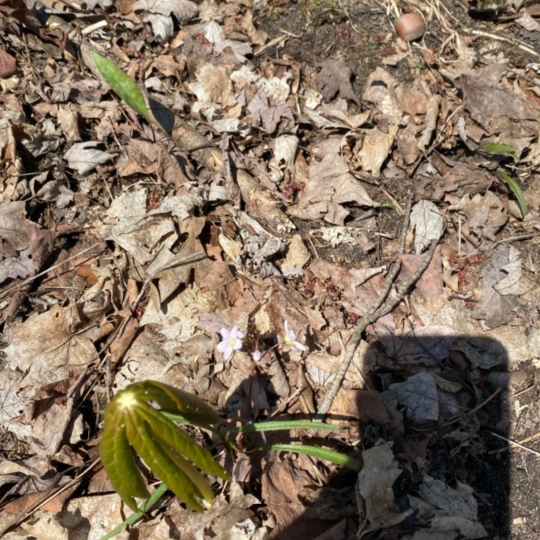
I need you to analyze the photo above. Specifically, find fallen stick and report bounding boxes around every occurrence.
[315,197,438,421]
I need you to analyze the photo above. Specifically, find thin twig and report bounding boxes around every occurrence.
[315,198,438,422]
[488,431,540,458]
[0,242,103,301]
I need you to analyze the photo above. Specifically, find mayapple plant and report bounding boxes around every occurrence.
[99,380,230,513]
[99,380,361,539]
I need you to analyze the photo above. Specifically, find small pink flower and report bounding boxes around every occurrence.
[252,350,262,362]
[217,325,245,360]
[283,320,307,352]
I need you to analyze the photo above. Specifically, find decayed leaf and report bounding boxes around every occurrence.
[0,47,17,78]
[281,234,310,274]
[384,372,439,423]
[316,57,361,106]
[100,190,201,267]
[410,474,487,539]
[4,304,97,387]
[133,0,198,40]
[362,67,402,123]
[461,64,540,134]
[472,245,522,330]
[356,126,398,177]
[410,200,445,254]
[449,191,508,241]
[188,64,236,107]
[358,443,409,529]
[64,141,115,175]
[289,153,374,225]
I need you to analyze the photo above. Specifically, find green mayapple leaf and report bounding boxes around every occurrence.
[126,419,210,512]
[99,381,228,514]
[90,51,150,122]
[134,380,221,425]
[99,402,150,512]
[135,402,229,481]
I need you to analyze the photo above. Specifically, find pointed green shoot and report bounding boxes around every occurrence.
[91,51,150,122]
[480,142,518,163]
[497,169,528,218]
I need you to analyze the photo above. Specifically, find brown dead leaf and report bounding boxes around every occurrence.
[363,67,402,123]
[166,493,263,540]
[281,234,310,274]
[449,190,508,241]
[417,161,494,201]
[471,244,522,330]
[0,47,16,78]
[330,389,403,427]
[4,304,97,387]
[316,57,361,106]
[461,64,540,134]
[398,249,443,297]
[64,141,114,175]
[133,0,198,40]
[289,154,374,225]
[262,456,322,539]
[356,125,398,177]
[358,443,410,529]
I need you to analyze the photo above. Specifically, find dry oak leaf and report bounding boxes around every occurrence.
[316,57,361,106]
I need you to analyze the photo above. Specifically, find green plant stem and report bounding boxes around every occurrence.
[100,483,169,540]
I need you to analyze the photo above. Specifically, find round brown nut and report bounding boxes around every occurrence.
[394,13,426,42]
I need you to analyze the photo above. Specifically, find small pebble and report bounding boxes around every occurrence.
[394,13,426,42]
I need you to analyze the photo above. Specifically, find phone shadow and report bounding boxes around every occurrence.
[236,334,513,540]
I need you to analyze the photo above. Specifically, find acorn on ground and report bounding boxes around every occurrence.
[394,13,426,42]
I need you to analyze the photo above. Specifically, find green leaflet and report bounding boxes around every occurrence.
[135,380,221,425]
[497,169,528,218]
[99,404,149,512]
[136,401,229,481]
[91,51,150,121]
[126,419,210,512]
[257,443,362,472]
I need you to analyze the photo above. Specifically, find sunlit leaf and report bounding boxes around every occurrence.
[135,380,221,425]
[91,51,149,121]
[137,402,229,480]
[126,418,209,512]
[257,443,362,472]
[497,169,528,218]
[99,381,228,515]
[99,404,150,512]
